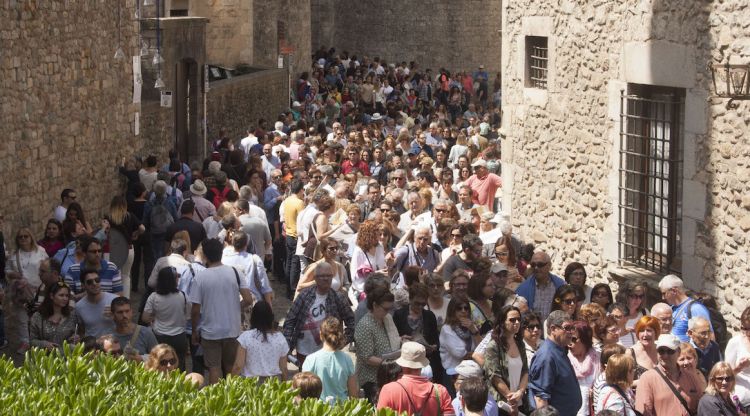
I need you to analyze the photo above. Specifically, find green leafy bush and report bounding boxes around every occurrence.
[0,345,399,416]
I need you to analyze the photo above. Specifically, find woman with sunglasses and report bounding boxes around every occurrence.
[440,298,483,395]
[521,311,543,363]
[296,237,348,296]
[568,321,600,416]
[698,362,743,415]
[590,283,615,311]
[6,226,49,353]
[483,305,529,414]
[544,285,583,337]
[493,235,523,290]
[616,281,650,338]
[29,281,79,351]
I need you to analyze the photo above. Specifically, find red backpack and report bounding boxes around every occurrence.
[210,186,231,208]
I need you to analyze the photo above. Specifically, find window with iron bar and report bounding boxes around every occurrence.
[618,85,684,275]
[526,36,548,89]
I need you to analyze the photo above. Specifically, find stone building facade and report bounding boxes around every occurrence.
[1,1,139,231]
[501,0,750,323]
[311,0,502,74]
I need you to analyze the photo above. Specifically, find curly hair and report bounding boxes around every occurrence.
[356,220,381,252]
[320,316,346,350]
[145,343,178,371]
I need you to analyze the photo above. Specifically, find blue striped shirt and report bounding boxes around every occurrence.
[64,260,123,295]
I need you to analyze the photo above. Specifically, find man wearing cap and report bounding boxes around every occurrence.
[186,180,216,224]
[377,341,455,415]
[635,333,702,415]
[444,361,499,416]
[464,159,502,212]
[527,310,581,414]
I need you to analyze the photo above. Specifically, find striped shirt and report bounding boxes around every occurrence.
[64,260,123,295]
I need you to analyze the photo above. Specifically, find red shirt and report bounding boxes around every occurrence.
[341,159,371,176]
[377,375,455,415]
[464,173,502,211]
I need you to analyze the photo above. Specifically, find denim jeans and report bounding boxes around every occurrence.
[284,236,299,296]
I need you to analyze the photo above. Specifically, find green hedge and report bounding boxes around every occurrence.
[0,345,399,416]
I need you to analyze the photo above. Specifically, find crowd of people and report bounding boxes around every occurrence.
[0,48,748,416]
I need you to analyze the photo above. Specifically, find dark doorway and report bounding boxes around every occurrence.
[175,58,199,163]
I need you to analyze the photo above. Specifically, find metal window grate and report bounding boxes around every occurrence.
[618,89,683,274]
[528,37,548,89]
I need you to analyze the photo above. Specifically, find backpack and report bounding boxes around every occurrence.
[686,298,731,350]
[149,196,174,235]
[210,186,231,209]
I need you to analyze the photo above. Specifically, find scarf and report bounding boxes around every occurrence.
[454,325,473,353]
[568,348,599,379]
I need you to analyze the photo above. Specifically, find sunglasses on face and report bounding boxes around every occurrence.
[629,294,645,299]
[657,348,676,355]
[526,324,541,331]
[85,277,101,285]
[159,358,177,367]
[530,262,548,269]
[451,233,463,238]
[507,317,521,323]
[560,325,575,332]
[434,208,447,213]
[457,305,470,311]
[561,298,577,305]
[714,376,734,383]
[571,336,579,343]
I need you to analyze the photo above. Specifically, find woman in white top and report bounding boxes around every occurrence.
[482,305,529,413]
[440,298,483,393]
[5,227,48,353]
[232,301,288,381]
[349,220,387,304]
[142,267,189,371]
[297,238,347,295]
[616,281,649,335]
[447,133,469,168]
[596,353,638,416]
[426,273,451,330]
[724,306,750,407]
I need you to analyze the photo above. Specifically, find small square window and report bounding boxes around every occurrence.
[526,36,548,89]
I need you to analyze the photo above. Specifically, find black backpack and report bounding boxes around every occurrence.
[686,298,731,350]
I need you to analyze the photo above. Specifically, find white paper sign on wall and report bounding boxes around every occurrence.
[161,91,172,108]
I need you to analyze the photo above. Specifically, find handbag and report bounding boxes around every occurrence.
[654,368,695,416]
[302,214,323,262]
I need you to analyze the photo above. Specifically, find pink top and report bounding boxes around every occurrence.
[377,375,455,415]
[465,173,502,211]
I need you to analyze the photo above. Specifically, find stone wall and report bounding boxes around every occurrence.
[0,0,141,233]
[253,0,311,73]
[501,0,750,324]
[189,0,253,67]
[205,69,288,143]
[310,0,502,73]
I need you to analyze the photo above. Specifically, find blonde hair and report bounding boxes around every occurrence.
[172,230,192,254]
[145,343,178,371]
[14,227,38,252]
[705,362,735,396]
[109,196,128,226]
[217,201,234,218]
[605,353,635,389]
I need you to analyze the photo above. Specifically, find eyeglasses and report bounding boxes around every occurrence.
[85,277,101,286]
[629,294,645,299]
[495,251,508,257]
[560,325,576,332]
[714,376,734,383]
[159,358,177,367]
[525,324,541,331]
[561,298,577,305]
[571,336,579,343]
[657,348,676,355]
[507,317,521,323]
[434,208,447,213]
[530,262,548,269]
[606,327,620,335]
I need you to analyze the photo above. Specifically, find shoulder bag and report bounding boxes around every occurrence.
[654,368,695,416]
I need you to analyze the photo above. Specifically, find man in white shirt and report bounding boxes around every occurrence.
[239,127,258,161]
[54,188,76,222]
[236,199,272,259]
[222,231,273,306]
[189,238,253,385]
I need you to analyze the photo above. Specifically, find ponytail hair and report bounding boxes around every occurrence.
[319,316,345,350]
